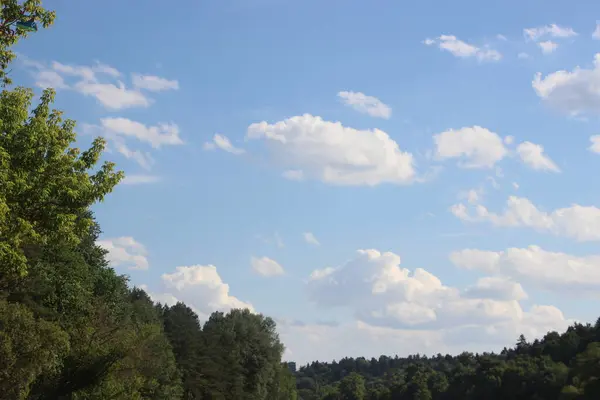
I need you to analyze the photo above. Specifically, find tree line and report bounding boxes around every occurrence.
[294,324,600,399]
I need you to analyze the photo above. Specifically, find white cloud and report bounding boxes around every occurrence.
[433,126,508,168]
[132,74,179,92]
[463,277,528,301]
[593,22,600,40]
[451,246,600,294]
[512,182,519,189]
[451,195,600,241]
[590,135,600,153]
[518,52,530,59]
[51,61,150,110]
[121,174,161,185]
[337,91,392,119]
[84,118,182,170]
[74,80,150,110]
[203,134,245,155]
[424,35,501,62]
[516,141,560,172]
[251,256,285,276]
[246,114,416,186]
[538,41,558,54]
[301,248,571,361]
[303,232,320,246]
[99,117,183,148]
[533,54,600,116]
[23,58,177,110]
[160,265,254,319]
[97,237,149,270]
[109,137,155,170]
[524,24,578,41]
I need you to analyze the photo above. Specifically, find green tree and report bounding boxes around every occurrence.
[0,87,123,288]
[0,300,69,399]
[339,372,366,400]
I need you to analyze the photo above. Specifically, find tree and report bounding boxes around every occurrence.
[339,372,366,400]
[0,87,123,289]
[0,0,55,85]
[0,300,69,399]
[162,302,206,398]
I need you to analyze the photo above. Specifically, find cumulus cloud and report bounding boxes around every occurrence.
[538,41,558,54]
[524,24,578,41]
[132,74,179,92]
[516,141,560,172]
[450,196,600,241]
[251,256,285,276]
[158,264,254,319]
[203,134,245,155]
[307,249,567,335]
[246,114,416,186]
[97,237,149,270]
[433,126,508,168]
[451,246,600,294]
[303,232,320,246]
[423,35,501,62]
[463,277,528,301]
[533,54,600,116]
[337,91,392,119]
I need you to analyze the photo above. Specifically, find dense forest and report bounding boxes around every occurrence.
[1,1,600,399]
[293,325,600,399]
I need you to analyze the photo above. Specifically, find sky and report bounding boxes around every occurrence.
[12,0,600,365]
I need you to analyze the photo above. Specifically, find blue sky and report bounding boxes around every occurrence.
[12,0,600,364]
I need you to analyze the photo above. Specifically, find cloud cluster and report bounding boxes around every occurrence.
[451,246,600,294]
[524,24,577,41]
[432,126,559,171]
[23,58,178,110]
[451,195,600,241]
[246,114,416,186]
[302,249,570,361]
[423,35,501,62]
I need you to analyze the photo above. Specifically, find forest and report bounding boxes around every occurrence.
[1,1,600,399]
